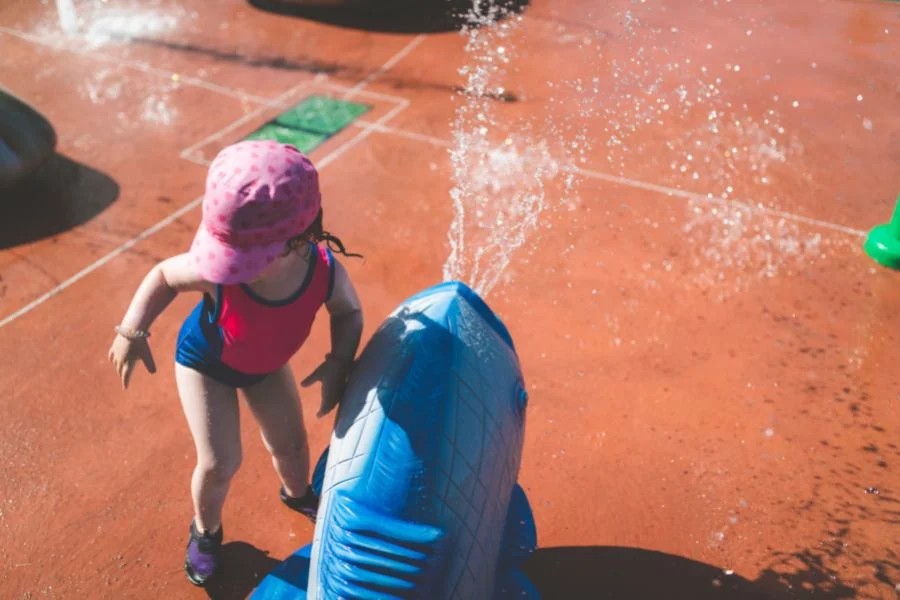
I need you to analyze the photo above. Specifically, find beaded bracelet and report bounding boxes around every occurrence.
[115,325,151,340]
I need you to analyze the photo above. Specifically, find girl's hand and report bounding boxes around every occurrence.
[301,356,352,418]
[108,334,157,389]
[109,254,212,390]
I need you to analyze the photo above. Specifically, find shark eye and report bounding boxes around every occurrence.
[514,380,528,416]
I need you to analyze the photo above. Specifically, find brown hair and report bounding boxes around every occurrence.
[284,209,363,259]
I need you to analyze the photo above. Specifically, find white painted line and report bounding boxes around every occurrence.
[177,82,411,168]
[353,120,450,147]
[180,103,291,159]
[179,81,310,160]
[344,122,867,237]
[181,153,212,168]
[733,204,866,236]
[566,165,868,237]
[313,80,410,107]
[317,102,408,170]
[0,197,203,330]
[178,34,419,168]
[343,35,426,99]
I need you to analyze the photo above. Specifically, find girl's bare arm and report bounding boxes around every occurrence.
[110,254,212,389]
[119,253,214,333]
[324,258,363,363]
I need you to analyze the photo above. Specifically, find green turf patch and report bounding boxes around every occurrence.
[245,95,372,153]
[276,96,371,136]
[245,123,326,154]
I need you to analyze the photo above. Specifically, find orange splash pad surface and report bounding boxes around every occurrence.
[1,0,898,598]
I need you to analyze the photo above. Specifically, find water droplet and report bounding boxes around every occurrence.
[792,101,800,108]
[863,118,873,131]
[864,487,879,495]
[763,428,775,437]
[856,94,863,102]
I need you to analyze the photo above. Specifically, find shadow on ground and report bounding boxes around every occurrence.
[247,0,531,34]
[204,542,282,600]
[524,546,876,599]
[0,154,119,249]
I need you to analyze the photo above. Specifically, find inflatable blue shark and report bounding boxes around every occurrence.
[251,281,539,599]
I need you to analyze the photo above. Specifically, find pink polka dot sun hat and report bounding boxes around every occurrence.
[189,140,322,285]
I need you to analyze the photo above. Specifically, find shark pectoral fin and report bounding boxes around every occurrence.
[320,491,447,599]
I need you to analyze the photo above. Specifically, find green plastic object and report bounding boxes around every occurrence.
[864,195,900,269]
[244,95,371,154]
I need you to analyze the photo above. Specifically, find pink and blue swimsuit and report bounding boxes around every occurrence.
[176,244,335,388]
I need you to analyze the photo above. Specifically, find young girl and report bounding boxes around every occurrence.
[107,140,363,586]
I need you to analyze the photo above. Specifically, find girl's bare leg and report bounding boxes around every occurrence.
[243,366,310,497]
[175,364,242,533]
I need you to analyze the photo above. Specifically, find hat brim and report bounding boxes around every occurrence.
[188,222,286,285]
